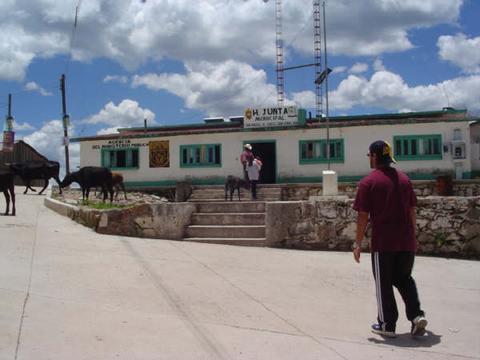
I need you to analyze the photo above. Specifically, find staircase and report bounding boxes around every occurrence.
[188,185,282,202]
[183,201,268,247]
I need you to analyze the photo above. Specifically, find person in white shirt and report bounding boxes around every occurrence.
[247,157,262,200]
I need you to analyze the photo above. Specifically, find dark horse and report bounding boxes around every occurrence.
[60,166,114,202]
[224,175,249,201]
[0,165,15,215]
[10,160,62,195]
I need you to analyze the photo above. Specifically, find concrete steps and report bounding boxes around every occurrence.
[191,212,265,225]
[189,185,281,202]
[183,201,267,247]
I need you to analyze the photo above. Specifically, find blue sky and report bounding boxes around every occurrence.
[0,0,479,167]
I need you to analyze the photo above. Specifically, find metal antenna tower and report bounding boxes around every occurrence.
[313,0,323,118]
[275,0,284,106]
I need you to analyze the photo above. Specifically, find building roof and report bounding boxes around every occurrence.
[71,108,471,143]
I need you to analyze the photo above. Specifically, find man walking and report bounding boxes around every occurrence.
[353,140,427,338]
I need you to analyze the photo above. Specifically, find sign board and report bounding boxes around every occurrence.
[91,139,148,150]
[244,106,298,128]
[149,140,170,168]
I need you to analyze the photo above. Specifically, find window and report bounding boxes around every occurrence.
[299,139,344,164]
[180,144,221,167]
[102,148,139,169]
[393,135,442,160]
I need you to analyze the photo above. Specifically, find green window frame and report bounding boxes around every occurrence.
[299,139,344,164]
[101,148,139,170]
[393,135,442,161]
[180,144,222,168]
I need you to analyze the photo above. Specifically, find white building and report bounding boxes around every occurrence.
[72,107,478,188]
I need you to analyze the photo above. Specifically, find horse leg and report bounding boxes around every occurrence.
[100,185,106,202]
[108,185,114,203]
[39,177,48,195]
[86,188,90,202]
[82,187,86,202]
[3,190,9,215]
[9,185,15,216]
[54,175,62,194]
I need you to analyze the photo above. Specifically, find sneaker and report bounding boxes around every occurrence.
[371,323,397,338]
[411,316,428,337]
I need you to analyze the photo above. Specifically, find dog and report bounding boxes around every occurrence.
[225,175,250,201]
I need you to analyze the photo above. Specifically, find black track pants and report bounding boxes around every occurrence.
[371,251,425,332]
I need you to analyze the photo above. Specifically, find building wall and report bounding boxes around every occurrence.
[78,119,472,185]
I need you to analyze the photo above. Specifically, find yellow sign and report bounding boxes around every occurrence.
[149,140,170,168]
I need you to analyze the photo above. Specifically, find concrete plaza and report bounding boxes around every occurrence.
[0,190,479,360]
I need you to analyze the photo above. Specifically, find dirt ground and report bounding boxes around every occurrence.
[50,186,171,206]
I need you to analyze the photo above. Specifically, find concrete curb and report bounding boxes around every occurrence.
[44,196,79,219]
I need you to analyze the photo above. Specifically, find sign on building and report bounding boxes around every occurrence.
[244,106,299,128]
[149,140,170,167]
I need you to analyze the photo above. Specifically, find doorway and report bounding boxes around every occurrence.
[245,141,276,184]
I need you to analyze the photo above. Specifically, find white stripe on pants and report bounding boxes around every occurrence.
[373,252,384,323]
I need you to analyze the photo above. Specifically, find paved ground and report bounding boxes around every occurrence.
[1,190,479,360]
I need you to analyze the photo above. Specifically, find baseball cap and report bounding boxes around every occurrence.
[244,143,252,150]
[369,140,396,164]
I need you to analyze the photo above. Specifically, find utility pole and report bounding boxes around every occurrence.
[275,0,285,106]
[2,94,15,160]
[313,0,323,118]
[60,74,70,174]
[322,1,330,170]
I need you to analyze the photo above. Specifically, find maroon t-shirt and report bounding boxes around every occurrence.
[353,167,417,252]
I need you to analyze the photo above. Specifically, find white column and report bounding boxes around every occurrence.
[322,170,338,196]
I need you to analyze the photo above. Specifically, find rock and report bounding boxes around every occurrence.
[430,216,450,230]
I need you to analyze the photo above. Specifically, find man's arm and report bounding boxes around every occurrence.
[354,211,369,263]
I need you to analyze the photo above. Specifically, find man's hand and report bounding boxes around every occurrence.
[353,247,361,263]
[354,211,368,264]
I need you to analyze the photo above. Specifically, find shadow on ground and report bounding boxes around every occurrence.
[368,331,442,348]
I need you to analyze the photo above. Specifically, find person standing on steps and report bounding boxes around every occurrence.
[240,144,254,184]
[247,156,262,200]
[353,140,428,338]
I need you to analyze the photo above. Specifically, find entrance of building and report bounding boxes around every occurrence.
[246,141,276,184]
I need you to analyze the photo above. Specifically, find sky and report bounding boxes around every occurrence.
[0,0,479,169]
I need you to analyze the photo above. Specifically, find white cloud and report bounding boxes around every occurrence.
[349,62,369,74]
[132,60,280,116]
[24,81,53,96]
[14,122,35,132]
[21,120,80,177]
[292,71,480,115]
[292,91,316,110]
[373,58,386,71]
[0,0,464,80]
[332,66,347,74]
[103,75,128,84]
[438,33,480,73]
[83,99,157,134]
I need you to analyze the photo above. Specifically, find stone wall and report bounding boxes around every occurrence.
[279,180,480,200]
[97,202,196,239]
[44,198,196,240]
[266,196,480,259]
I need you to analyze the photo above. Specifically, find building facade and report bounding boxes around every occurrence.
[72,108,477,188]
